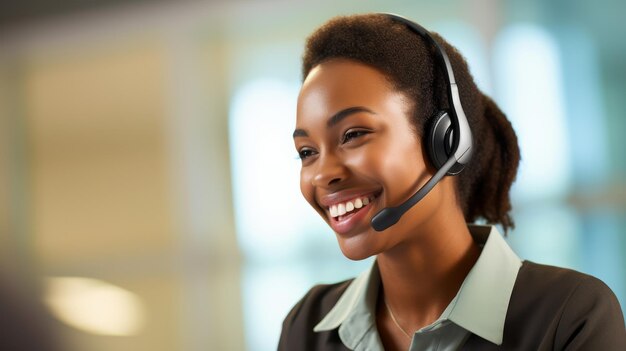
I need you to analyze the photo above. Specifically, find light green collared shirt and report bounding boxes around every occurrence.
[313,225,522,351]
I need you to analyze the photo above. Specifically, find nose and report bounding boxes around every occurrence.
[311,152,348,188]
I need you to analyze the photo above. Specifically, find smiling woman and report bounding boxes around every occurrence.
[279,13,626,351]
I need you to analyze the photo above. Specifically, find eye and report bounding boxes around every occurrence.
[297,148,317,160]
[342,129,370,144]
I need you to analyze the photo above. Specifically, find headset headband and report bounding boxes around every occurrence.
[383,13,472,165]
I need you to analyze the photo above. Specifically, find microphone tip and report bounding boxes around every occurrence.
[371,208,402,232]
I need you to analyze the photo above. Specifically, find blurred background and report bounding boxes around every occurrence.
[0,0,625,350]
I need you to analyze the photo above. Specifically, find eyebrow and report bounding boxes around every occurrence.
[292,106,375,138]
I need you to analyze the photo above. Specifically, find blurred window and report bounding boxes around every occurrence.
[492,24,572,201]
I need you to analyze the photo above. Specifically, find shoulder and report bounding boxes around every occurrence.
[501,261,626,350]
[278,279,353,351]
[282,279,352,327]
[513,261,620,308]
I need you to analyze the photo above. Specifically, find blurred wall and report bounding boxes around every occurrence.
[0,0,624,350]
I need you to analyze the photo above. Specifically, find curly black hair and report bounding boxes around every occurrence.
[302,14,520,232]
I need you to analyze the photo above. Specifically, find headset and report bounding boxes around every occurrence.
[370,13,473,232]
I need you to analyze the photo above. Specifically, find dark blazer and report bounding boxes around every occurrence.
[278,261,626,350]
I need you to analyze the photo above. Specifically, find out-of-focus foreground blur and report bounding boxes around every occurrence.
[0,0,625,350]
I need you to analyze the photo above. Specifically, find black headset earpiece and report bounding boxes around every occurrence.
[427,110,465,175]
[370,13,474,232]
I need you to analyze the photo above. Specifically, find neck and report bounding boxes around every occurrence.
[376,211,480,330]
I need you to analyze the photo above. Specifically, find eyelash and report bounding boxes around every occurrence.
[341,129,369,144]
[297,148,316,160]
[297,129,370,161]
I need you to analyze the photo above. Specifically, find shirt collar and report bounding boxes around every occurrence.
[313,225,522,346]
[312,257,380,349]
[446,224,522,344]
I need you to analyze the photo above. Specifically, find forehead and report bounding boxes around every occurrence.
[296,59,400,122]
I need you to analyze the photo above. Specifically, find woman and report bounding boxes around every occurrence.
[279,13,626,350]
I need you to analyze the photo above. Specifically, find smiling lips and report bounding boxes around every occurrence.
[317,191,381,234]
[323,193,379,234]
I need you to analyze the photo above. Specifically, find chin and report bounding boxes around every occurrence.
[336,233,380,261]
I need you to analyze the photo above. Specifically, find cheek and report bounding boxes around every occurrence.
[357,136,426,201]
[351,136,423,173]
[299,169,316,207]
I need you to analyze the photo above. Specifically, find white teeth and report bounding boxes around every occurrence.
[330,205,338,217]
[354,198,363,208]
[329,195,376,218]
[338,203,346,216]
[346,201,354,212]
